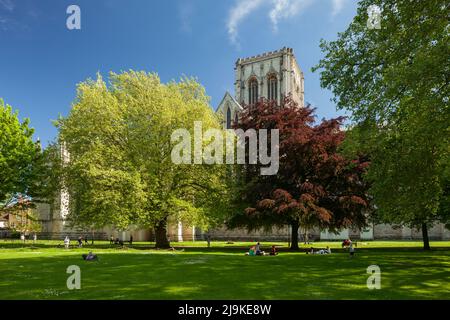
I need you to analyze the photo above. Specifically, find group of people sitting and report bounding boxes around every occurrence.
[246,242,278,256]
[110,235,133,246]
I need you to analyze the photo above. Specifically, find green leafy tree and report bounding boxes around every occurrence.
[0,99,42,208]
[58,71,230,248]
[313,0,449,249]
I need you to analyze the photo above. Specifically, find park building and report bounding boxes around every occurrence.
[25,47,450,242]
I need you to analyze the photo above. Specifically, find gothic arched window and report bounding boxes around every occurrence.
[268,74,278,101]
[226,106,232,129]
[248,78,258,105]
[234,112,239,126]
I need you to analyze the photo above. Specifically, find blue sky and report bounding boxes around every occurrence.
[0,0,358,147]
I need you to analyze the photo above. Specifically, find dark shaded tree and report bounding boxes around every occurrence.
[228,97,370,249]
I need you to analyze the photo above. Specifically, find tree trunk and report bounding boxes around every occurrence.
[155,218,170,249]
[421,223,431,251]
[290,221,300,250]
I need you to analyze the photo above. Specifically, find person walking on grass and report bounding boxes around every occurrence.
[64,236,70,249]
[349,244,355,258]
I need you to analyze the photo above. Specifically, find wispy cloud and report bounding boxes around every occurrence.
[331,0,347,17]
[0,16,27,32]
[227,0,315,46]
[269,0,313,32]
[0,0,14,12]
[178,2,195,34]
[227,0,265,46]
[0,0,14,31]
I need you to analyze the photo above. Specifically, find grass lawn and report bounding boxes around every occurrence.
[0,240,449,300]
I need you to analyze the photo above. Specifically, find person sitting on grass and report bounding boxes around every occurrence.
[270,245,278,256]
[246,246,256,256]
[342,239,352,248]
[255,242,263,255]
[82,251,98,261]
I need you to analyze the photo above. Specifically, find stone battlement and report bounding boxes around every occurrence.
[236,47,294,65]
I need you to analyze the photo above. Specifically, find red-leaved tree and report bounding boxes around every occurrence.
[227,97,370,250]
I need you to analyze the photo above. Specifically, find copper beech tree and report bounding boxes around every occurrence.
[227,97,370,250]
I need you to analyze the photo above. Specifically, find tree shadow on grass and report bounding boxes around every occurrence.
[1,248,449,300]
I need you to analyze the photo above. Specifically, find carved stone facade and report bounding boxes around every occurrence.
[234,47,304,107]
[217,47,305,130]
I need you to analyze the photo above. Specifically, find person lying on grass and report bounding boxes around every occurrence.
[306,247,315,254]
[306,246,331,255]
[82,252,98,261]
[166,247,185,252]
[316,246,331,255]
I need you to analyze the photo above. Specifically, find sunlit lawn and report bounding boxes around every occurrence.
[0,240,449,300]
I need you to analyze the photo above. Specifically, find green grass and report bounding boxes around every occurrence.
[1,240,449,300]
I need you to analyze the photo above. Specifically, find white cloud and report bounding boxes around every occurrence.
[0,0,14,12]
[226,0,347,45]
[227,0,265,46]
[227,0,313,45]
[331,0,347,17]
[269,0,313,32]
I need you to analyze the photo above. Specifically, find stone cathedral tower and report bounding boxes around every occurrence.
[216,47,305,129]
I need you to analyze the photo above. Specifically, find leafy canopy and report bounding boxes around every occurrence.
[57,71,231,233]
[313,0,449,232]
